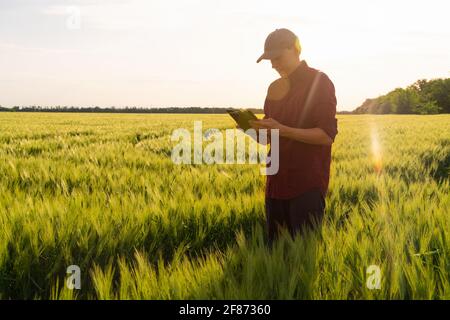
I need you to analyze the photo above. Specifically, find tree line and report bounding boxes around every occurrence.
[2,77,448,115]
[0,105,355,114]
[353,78,450,114]
[0,106,264,114]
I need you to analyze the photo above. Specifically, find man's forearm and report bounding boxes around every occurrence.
[280,126,333,146]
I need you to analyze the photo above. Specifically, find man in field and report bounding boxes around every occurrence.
[249,28,338,244]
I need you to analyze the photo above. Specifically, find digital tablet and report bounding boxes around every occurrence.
[226,108,258,131]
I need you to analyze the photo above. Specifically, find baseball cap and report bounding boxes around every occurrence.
[256,28,300,63]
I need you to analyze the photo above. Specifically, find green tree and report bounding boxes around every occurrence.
[414,100,441,114]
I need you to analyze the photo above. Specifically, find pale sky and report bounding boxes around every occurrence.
[1,0,449,111]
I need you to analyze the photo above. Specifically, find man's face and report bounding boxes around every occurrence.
[270,47,298,77]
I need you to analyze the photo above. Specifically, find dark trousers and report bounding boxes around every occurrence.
[265,189,325,244]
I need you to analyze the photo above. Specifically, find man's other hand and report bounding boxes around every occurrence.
[249,118,285,131]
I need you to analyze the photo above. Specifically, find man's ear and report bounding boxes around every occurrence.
[294,38,302,56]
[286,45,300,58]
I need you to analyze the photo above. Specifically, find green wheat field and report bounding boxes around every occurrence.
[0,113,449,300]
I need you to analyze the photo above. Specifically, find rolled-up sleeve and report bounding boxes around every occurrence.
[313,75,338,141]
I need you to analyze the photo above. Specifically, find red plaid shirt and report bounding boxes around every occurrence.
[264,60,338,199]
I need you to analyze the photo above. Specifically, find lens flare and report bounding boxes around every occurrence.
[371,124,382,174]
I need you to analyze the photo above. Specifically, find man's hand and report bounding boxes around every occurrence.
[249,118,286,134]
[234,122,270,145]
[250,118,333,146]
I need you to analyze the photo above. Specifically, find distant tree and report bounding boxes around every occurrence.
[0,106,264,114]
[414,100,441,114]
[353,77,449,114]
[384,88,418,114]
[410,78,450,113]
[379,102,392,114]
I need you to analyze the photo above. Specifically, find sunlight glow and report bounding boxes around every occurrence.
[370,123,382,174]
[0,0,449,109]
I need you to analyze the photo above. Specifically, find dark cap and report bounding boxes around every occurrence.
[256,28,300,63]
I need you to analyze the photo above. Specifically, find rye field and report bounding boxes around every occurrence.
[0,112,449,300]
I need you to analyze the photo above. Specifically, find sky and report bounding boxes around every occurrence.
[0,0,449,111]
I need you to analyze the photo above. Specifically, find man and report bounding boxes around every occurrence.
[249,28,338,244]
